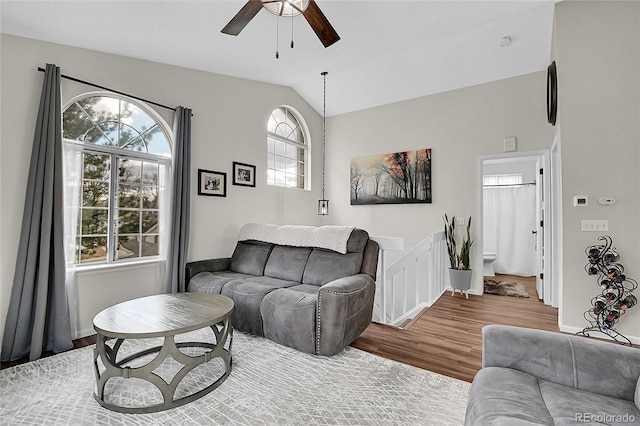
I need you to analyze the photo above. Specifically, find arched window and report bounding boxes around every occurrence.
[63,94,172,265]
[267,106,309,189]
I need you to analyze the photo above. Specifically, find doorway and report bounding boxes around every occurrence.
[477,150,553,306]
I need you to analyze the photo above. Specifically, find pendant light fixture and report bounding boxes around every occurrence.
[318,71,329,215]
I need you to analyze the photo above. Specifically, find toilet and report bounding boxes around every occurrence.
[483,252,497,276]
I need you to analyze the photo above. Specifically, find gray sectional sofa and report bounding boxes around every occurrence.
[185,224,379,356]
[466,325,640,425]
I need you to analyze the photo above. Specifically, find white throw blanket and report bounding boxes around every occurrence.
[238,223,356,254]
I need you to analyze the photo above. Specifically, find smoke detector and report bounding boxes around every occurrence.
[500,36,512,48]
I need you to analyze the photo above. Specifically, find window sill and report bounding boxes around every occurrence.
[75,258,165,276]
[267,184,311,192]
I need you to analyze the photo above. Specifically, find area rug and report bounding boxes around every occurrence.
[484,279,530,298]
[0,329,470,425]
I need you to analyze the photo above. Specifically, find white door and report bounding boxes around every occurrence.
[535,153,552,304]
[535,157,544,299]
[478,150,553,306]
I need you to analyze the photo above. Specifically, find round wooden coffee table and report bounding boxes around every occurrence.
[92,293,234,413]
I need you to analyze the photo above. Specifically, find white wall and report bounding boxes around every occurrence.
[554,1,639,339]
[3,0,638,350]
[324,71,555,294]
[0,35,323,342]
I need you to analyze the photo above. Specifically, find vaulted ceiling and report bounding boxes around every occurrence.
[0,1,556,116]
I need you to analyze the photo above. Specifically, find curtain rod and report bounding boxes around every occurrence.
[483,182,536,188]
[37,67,182,114]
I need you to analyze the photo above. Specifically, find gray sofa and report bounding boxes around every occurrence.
[185,226,379,356]
[466,325,640,425]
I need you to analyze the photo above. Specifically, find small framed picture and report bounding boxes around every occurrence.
[198,169,226,197]
[232,162,256,187]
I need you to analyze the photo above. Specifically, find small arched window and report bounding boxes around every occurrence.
[63,94,172,265]
[266,106,308,189]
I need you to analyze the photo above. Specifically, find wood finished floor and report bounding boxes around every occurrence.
[2,274,558,382]
[351,274,560,383]
[0,334,97,369]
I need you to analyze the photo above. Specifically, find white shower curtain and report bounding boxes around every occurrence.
[483,186,537,276]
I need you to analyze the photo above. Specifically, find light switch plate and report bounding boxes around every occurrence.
[455,217,466,226]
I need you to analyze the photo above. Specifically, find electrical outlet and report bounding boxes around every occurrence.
[581,220,609,232]
[455,217,466,226]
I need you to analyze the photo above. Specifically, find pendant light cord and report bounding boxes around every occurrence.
[321,71,328,200]
[291,16,295,48]
[276,16,280,59]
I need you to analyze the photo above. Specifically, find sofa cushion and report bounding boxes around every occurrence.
[482,326,640,402]
[300,229,369,286]
[346,228,369,253]
[261,285,318,354]
[229,241,273,276]
[221,276,298,336]
[188,271,255,294]
[571,334,640,402]
[636,376,640,410]
[539,380,640,426]
[465,367,553,426]
[264,245,312,282]
[302,250,363,286]
[285,284,320,295]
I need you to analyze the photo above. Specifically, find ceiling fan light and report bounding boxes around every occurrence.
[263,0,310,17]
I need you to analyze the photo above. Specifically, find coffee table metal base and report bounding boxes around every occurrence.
[93,319,233,414]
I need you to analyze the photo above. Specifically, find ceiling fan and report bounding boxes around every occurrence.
[222,0,340,48]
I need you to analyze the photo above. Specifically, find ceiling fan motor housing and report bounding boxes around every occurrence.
[263,0,310,17]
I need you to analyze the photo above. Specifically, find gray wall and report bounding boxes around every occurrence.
[324,71,554,294]
[554,1,639,338]
[0,34,323,340]
[321,0,639,341]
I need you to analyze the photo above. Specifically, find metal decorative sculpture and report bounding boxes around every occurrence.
[578,235,637,346]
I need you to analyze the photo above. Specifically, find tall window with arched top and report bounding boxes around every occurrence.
[267,106,309,189]
[63,94,172,265]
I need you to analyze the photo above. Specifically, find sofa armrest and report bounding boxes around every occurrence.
[320,273,374,294]
[316,274,376,356]
[360,239,380,280]
[185,258,231,284]
[482,325,640,402]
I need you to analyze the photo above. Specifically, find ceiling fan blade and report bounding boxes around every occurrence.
[302,0,340,48]
[221,0,264,36]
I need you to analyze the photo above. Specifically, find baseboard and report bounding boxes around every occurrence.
[74,328,97,340]
[559,324,640,346]
[391,302,430,327]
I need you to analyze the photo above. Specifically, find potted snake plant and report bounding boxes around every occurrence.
[444,214,475,296]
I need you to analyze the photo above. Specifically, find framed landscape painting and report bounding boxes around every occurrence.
[350,148,432,205]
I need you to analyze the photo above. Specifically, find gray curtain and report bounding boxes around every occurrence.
[165,106,192,293]
[1,64,73,362]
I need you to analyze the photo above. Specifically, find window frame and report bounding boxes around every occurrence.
[483,173,524,187]
[63,91,173,267]
[266,105,311,190]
